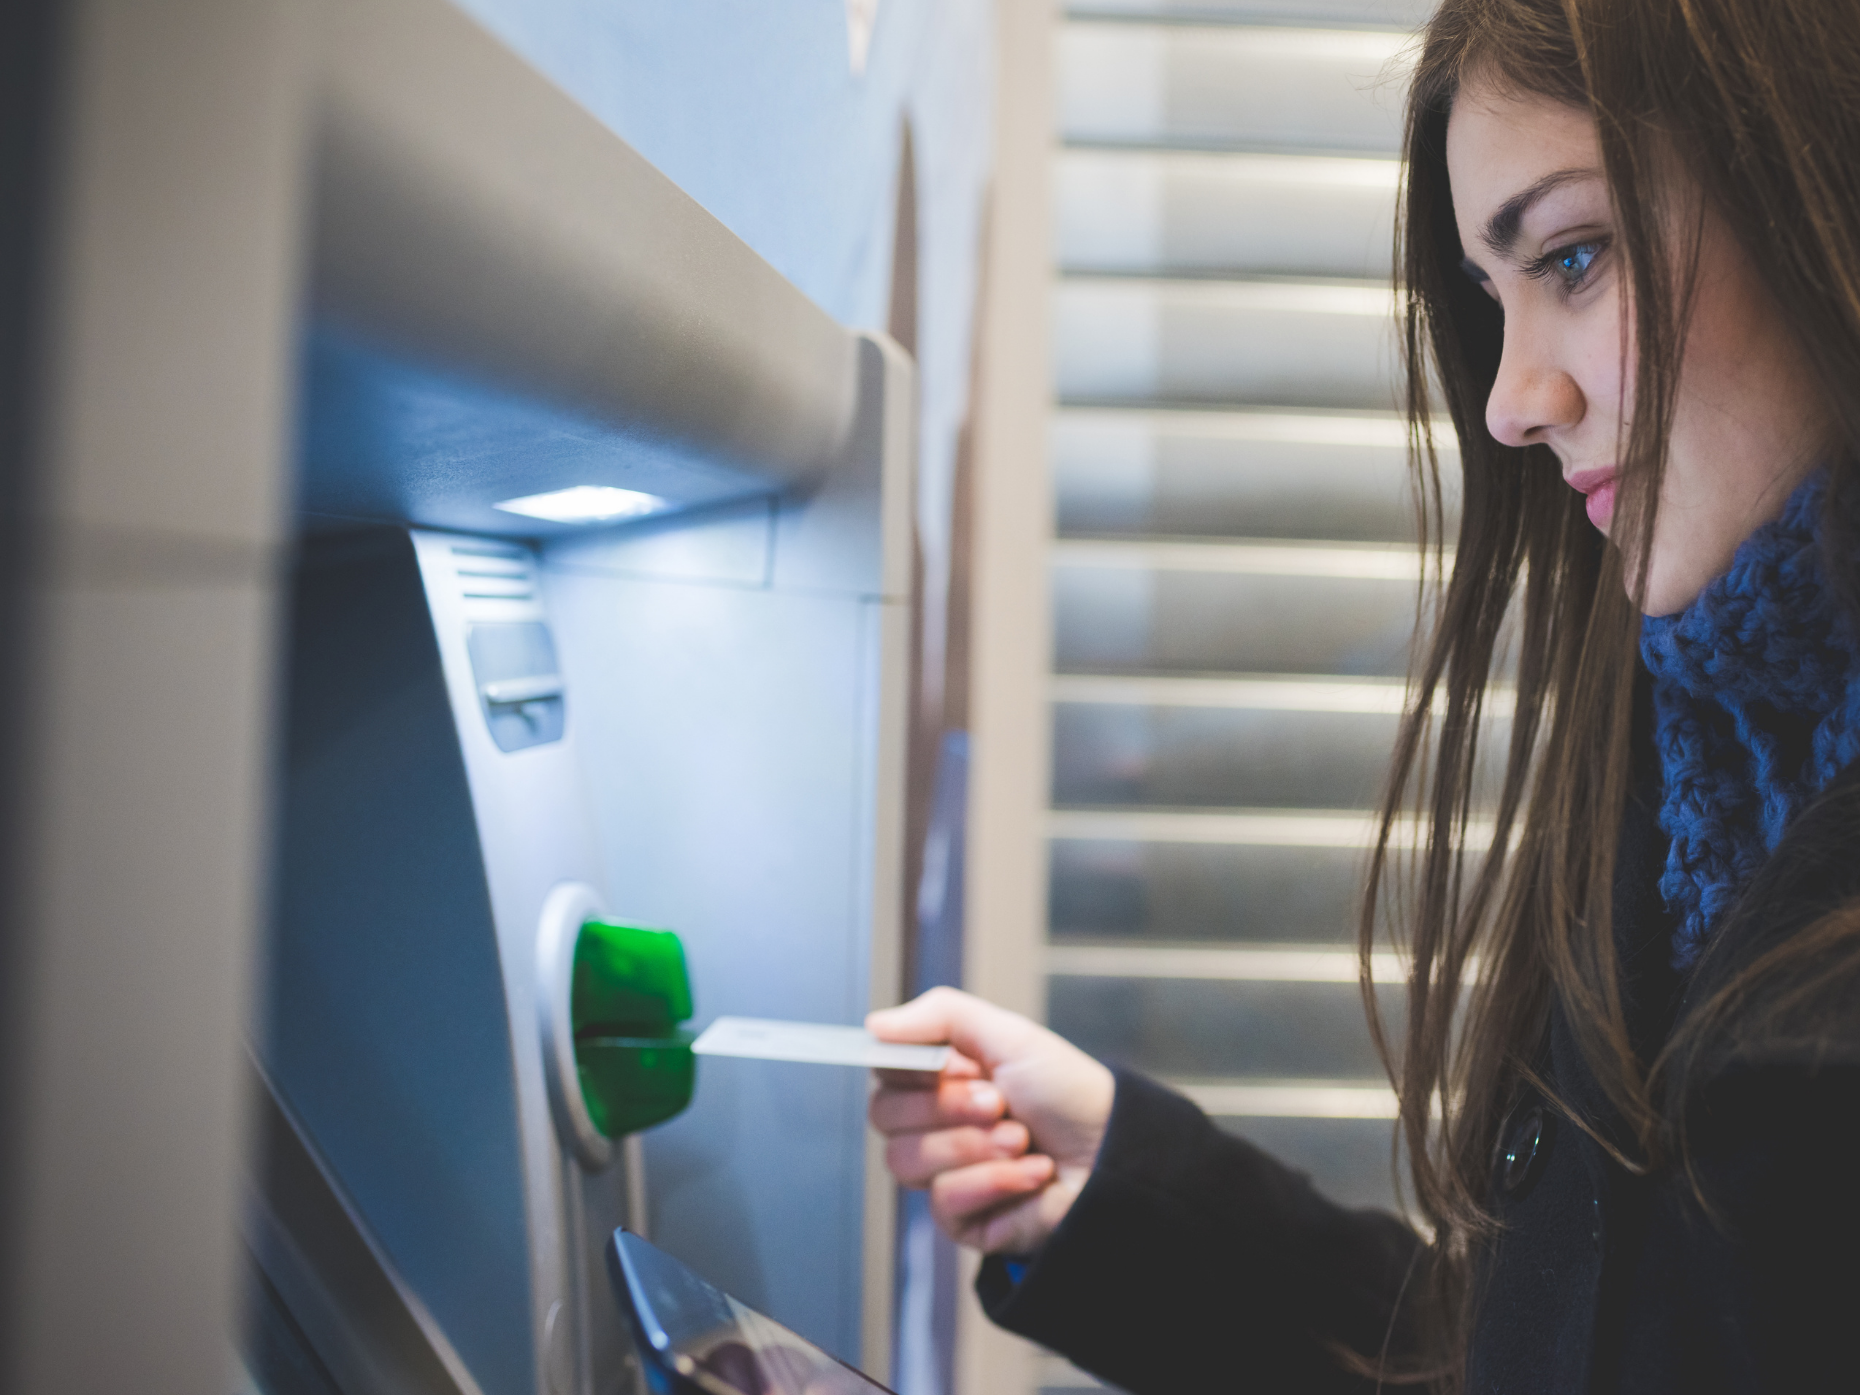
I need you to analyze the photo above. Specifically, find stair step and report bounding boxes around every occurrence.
[1054,536,1427,577]
[1047,940,1401,981]
[1053,406,1449,544]
[1051,673,1506,810]
[1052,671,1412,710]
[1048,806,1493,848]
[1049,973,1400,1076]
[1056,148,1398,280]
[1173,1078,1397,1116]
[1052,538,1423,674]
[1059,21,1410,154]
[1053,698,1404,808]
[1067,0,1432,27]
[1050,832,1370,942]
[1054,276,1400,410]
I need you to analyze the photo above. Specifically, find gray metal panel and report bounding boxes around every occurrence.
[296,329,774,541]
[0,13,59,1356]
[540,335,913,1372]
[268,528,535,1395]
[0,4,306,1393]
[243,1061,490,1395]
[549,560,881,1356]
[407,527,643,1395]
[310,0,860,520]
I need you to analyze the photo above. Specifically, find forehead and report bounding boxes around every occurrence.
[1445,82,1601,233]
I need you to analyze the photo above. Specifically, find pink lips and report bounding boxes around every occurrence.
[1566,467,1619,531]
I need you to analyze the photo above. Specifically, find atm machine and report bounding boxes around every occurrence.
[241,4,913,1394]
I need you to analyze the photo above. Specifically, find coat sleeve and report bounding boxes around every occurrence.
[974,1070,1425,1395]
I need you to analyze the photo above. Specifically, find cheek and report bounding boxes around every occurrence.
[1564,289,1632,437]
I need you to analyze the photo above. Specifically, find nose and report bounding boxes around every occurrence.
[1485,319,1585,449]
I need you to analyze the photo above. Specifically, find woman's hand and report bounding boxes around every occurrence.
[867,987,1115,1256]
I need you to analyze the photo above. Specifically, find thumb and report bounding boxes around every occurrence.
[867,987,1040,1075]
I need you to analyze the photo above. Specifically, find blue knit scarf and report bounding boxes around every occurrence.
[1640,471,1860,969]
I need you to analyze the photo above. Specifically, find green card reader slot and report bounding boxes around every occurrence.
[536,883,696,1170]
[569,920,695,1139]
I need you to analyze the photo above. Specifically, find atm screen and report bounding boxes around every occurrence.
[608,1230,894,1395]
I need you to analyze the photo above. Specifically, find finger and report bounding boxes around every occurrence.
[886,1121,1030,1187]
[866,987,1043,1076]
[869,1077,1006,1135]
[970,1174,1081,1255]
[875,1047,982,1089]
[928,1154,1055,1234]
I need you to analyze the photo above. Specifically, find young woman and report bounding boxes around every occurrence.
[868,0,1860,1389]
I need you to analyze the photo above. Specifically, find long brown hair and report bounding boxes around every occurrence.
[1364,0,1860,1384]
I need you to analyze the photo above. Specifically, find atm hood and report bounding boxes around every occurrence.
[301,0,867,538]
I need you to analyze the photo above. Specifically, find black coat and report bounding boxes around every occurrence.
[979,726,1860,1392]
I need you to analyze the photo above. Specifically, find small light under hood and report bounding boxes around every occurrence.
[492,484,669,524]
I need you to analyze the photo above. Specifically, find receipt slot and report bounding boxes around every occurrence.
[538,884,696,1169]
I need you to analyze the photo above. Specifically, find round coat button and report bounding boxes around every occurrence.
[1502,1107,1550,1194]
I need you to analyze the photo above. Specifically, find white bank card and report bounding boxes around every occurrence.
[692,1016,951,1073]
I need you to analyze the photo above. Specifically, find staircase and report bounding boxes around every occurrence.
[1040,4,1435,1387]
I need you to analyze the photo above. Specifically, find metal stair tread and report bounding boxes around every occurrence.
[1055,147,1399,279]
[1058,20,1412,156]
[1166,1077,1399,1118]
[1057,145,1401,173]
[1047,805,1496,850]
[1065,1,1430,30]
[1059,134,1412,160]
[1050,672,1512,711]
[1051,534,1437,580]
[1048,939,1402,981]
[1052,670,1413,711]
[1055,401,1413,435]
[1058,269,1396,305]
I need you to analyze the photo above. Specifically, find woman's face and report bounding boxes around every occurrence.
[1445,80,1834,615]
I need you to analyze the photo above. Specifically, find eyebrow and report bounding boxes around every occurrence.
[1478,166,1601,257]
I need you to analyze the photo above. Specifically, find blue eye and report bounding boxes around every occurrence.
[1540,240,1603,290]
[1557,244,1597,281]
